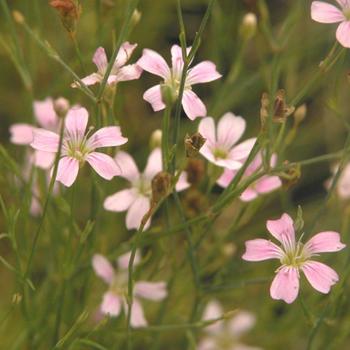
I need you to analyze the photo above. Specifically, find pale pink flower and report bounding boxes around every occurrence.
[9,97,69,169]
[311,1,350,47]
[103,148,190,230]
[30,107,127,187]
[198,300,261,350]
[137,45,221,120]
[72,42,142,87]
[326,162,350,199]
[92,252,167,327]
[198,112,256,170]
[217,153,281,201]
[242,213,346,304]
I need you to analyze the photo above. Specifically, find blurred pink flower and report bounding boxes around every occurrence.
[311,1,350,47]
[242,213,346,304]
[72,42,142,87]
[9,97,69,169]
[137,45,221,120]
[30,107,127,187]
[325,162,350,199]
[103,148,190,230]
[217,153,282,201]
[92,252,167,327]
[198,300,261,350]
[198,112,256,169]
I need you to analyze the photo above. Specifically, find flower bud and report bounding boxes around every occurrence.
[240,13,257,41]
[53,97,70,118]
[293,104,307,126]
[50,0,81,35]
[151,171,172,204]
[185,158,205,185]
[150,129,162,150]
[131,9,142,26]
[184,132,206,158]
[12,10,25,24]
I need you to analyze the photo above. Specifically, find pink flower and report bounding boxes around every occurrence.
[103,148,190,230]
[9,97,69,169]
[92,252,167,327]
[198,112,256,169]
[72,42,142,87]
[242,213,346,304]
[30,107,127,187]
[198,300,261,350]
[137,45,221,120]
[217,153,282,201]
[326,162,350,199]
[311,1,350,47]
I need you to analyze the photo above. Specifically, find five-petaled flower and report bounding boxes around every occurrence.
[30,107,127,187]
[137,45,221,120]
[311,1,350,48]
[217,153,282,201]
[9,97,69,169]
[103,148,190,230]
[198,300,261,350]
[92,252,167,327]
[242,213,346,304]
[72,42,142,87]
[198,112,256,170]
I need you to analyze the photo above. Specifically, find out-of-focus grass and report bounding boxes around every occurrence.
[0,0,350,349]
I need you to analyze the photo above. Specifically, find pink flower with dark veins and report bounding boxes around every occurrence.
[242,213,346,304]
[137,45,221,120]
[311,1,350,47]
[104,148,190,230]
[198,112,256,169]
[92,251,167,327]
[30,107,127,187]
[217,153,282,201]
[72,42,142,87]
[9,97,69,169]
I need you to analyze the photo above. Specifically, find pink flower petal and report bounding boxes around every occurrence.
[129,298,147,328]
[311,1,345,23]
[137,48,171,79]
[270,266,299,304]
[217,168,236,188]
[304,231,346,254]
[87,126,128,149]
[34,150,55,169]
[9,124,34,145]
[143,85,166,112]
[229,138,256,162]
[240,188,258,202]
[144,148,162,179]
[175,171,190,192]
[182,90,207,120]
[92,254,115,284]
[336,20,350,48]
[217,113,246,149]
[134,281,167,301]
[114,151,140,182]
[31,128,60,152]
[65,107,89,137]
[56,156,79,187]
[198,117,216,146]
[86,152,120,180]
[114,64,143,82]
[302,261,339,294]
[114,42,138,68]
[34,98,58,129]
[187,61,222,85]
[266,213,295,246]
[103,189,137,212]
[93,47,108,72]
[117,250,141,270]
[255,176,282,194]
[75,73,102,87]
[214,157,243,170]
[126,195,151,230]
[242,239,283,261]
[101,292,122,316]
[199,143,217,164]
[171,44,185,77]
[202,300,223,334]
[228,311,256,337]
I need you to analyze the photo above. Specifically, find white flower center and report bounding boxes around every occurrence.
[134,176,152,197]
[110,271,128,296]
